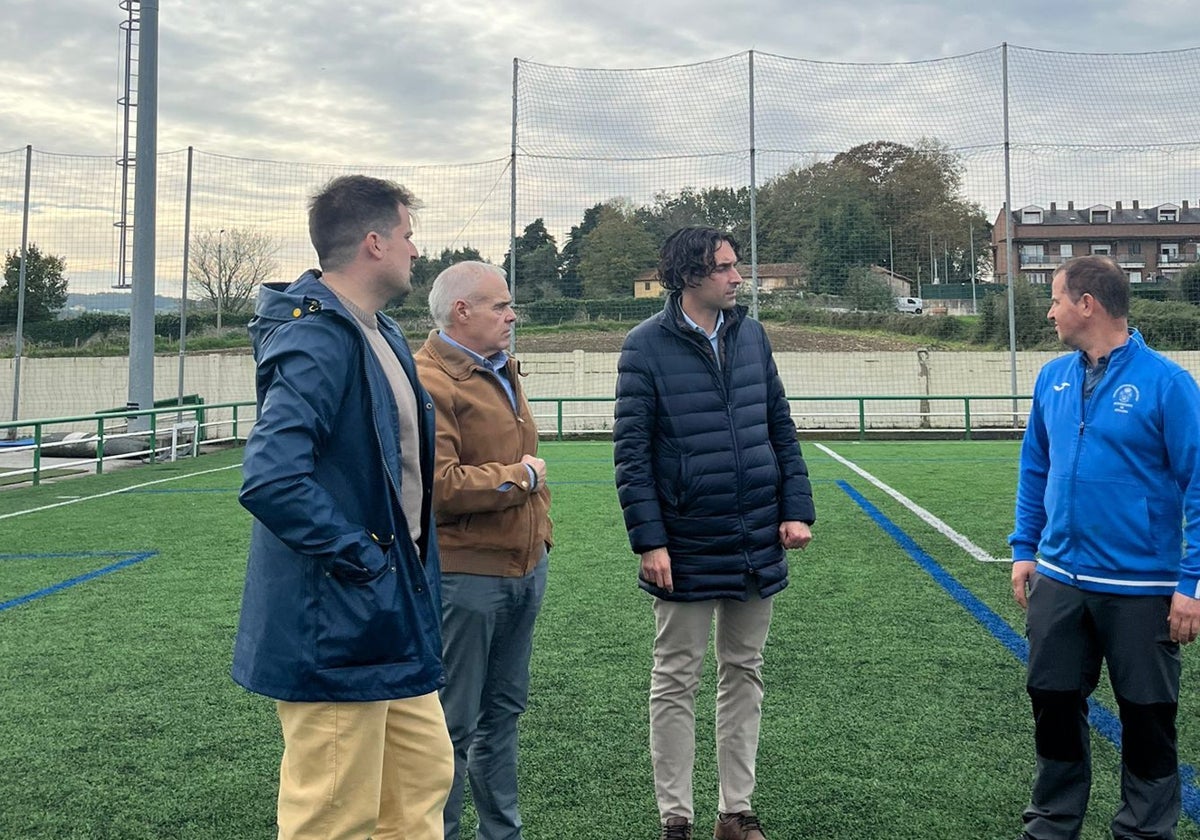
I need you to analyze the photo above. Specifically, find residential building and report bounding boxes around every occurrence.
[632,262,809,298]
[991,200,1200,284]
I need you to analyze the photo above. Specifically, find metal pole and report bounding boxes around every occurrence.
[1003,42,1018,417]
[509,58,518,354]
[970,222,978,315]
[127,0,158,431]
[177,146,193,418]
[9,144,32,433]
[116,0,136,289]
[748,49,759,321]
[929,232,935,284]
[217,228,224,330]
[888,227,894,275]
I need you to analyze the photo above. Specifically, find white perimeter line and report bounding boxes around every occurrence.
[0,463,243,521]
[814,442,1007,563]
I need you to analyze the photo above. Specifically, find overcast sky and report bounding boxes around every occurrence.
[4,0,1199,165]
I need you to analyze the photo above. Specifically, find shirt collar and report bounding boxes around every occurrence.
[680,307,724,339]
[437,331,509,371]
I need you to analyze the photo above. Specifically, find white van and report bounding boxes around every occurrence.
[895,296,923,314]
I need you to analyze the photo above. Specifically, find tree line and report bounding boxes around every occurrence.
[430,139,996,304]
[12,138,1200,334]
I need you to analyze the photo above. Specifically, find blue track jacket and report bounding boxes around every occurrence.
[1010,329,1200,597]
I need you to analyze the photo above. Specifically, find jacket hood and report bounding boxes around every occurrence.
[248,270,346,350]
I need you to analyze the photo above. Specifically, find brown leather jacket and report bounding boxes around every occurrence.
[414,331,552,576]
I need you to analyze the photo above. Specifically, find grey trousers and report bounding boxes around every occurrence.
[1023,573,1181,840]
[650,587,774,822]
[440,554,548,840]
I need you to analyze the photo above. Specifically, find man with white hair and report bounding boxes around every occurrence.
[414,261,552,840]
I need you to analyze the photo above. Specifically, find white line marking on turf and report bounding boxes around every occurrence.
[814,443,1006,563]
[0,463,243,521]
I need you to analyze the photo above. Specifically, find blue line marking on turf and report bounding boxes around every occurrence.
[836,479,1200,828]
[0,550,157,613]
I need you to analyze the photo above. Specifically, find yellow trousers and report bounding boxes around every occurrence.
[275,692,453,840]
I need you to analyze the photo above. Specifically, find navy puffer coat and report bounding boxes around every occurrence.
[614,293,815,601]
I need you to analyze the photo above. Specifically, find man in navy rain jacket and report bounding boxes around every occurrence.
[233,175,452,840]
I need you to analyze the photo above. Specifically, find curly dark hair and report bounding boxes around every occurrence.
[657,226,740,291]
[1055,255,1129,318]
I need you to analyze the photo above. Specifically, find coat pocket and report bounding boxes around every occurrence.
[315,547,416,670]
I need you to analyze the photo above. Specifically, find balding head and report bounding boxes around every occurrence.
[428,261,507,329]
[429,261,516,358]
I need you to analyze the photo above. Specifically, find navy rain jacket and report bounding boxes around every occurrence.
[231,270,443,702]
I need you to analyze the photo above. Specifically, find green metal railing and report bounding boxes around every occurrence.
[528,394,1033,441]
[0,400,254,486]
[1,394,1033,486]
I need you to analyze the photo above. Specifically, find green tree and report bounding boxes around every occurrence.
[0,243,68,324]
[409,246,485,305]
[577,205,658,299]
[832,139,991,283]
[757,140,990,291]
[844,267,896,312]
[1179,262,1200,305]
[503,219,559,302]
[978,276,1054,348]
[559,204,604,299]
[636,186,751,247]
[757,162,884,293]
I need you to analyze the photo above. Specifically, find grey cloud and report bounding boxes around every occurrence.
[7,0,1200,167]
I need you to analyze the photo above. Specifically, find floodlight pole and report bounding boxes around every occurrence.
[127,0,158,432]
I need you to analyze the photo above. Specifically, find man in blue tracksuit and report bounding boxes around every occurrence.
[1010,255,1200,840]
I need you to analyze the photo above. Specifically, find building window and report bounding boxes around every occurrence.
[1129,271,1143,284]
[1159,208,1178,222]
[1022,209,1043,224]
[1091,244,1111,255]
[1060,243,1073,257]
[1091,210,1110,223]
[1026,272,1047,284]
[1129,242,1142,254]
[644,282,652,290]
[1162,243,1179,261]
[1019,245,1045,267]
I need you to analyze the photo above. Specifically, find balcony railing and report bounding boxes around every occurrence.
[1018,253,1063,267]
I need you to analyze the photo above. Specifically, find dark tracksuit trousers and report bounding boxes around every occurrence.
[1024,574,1182,840]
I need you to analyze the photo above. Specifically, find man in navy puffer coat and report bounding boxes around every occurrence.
[614,226,815,840]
